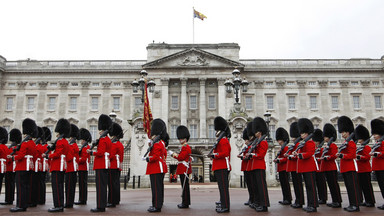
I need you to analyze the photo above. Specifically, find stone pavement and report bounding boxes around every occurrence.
[0,184,383,215]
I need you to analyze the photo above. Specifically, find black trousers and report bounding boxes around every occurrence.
[179,174,191,205]
[0,173,4,195]
[252,169,270,207]
[302,171,319,207]
[95,169,108,209]
[4,172,15,203]
[358,172,375,204]
[150,173,165,209]
[315,172,327,201]
[244,171,254,203]
[324,170,342,203]
[51,171,65,208]
[108,169,120,205]
[15,171,31,209]
[342,171,360,206]
[279,171,292,202]
[290,171,304,205]
[215,169,230,209]
[28,171,39,206]
[38,172,46,204]
[65,171,77,206]
[77,171,88,203]
[375,170,384,199]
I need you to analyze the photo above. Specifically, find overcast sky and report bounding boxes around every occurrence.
[1,0,383,61]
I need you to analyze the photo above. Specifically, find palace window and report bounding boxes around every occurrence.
[170,125,177,139]
[331,96,339,110]
[190,95,197,109]
[6,97,13,111]
[208,125,215,139]
[113,97,120,110]
[91,97,99,110]
[190,124,198,139]
[70,97,77,110]
[171,96,179,110]
[266,96,274,110]
[353,96,360,109]
[89,125,98,141]
[245,96,253,110]
[288,96,296,110]
[208,95,216,109]
[310,96,317,109]
[374,96,382,109]
[27,97,35,111]
[48,97,56,111]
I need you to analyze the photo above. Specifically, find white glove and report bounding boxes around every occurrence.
[142,157,147,161]
[147,139,153,145]
[168,150,174,156]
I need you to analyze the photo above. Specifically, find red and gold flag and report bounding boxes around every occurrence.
[143,80,153,138]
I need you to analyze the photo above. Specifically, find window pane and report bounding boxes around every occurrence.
[190,124,198,138]
[266,96,274,109]
[310,96,317,109]
[90,125,98,141]
[190,96,197,109]
[245,96,253,110]
[91,97,98,110]
[113,97,120,110]
[70,97,77,110]
[171,96,178,109]
[208,96,216,109]
[170,125,177,139]
[375,96,382,109]
[208,125,215,139]
[135,97,142,107]
[269,125,276,140]
[27,97,34,110]
[353,96,360,109]
[6,97,13,110]
[331,96,339,109]
[288,96,295,110]
[48,97,56,110]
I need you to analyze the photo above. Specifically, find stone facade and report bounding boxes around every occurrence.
[0,43,383,187]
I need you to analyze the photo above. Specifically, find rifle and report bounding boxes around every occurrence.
[286,137,302,155]
[245,134,267,160]
[320,137,335,158]
[356,137,371,154]
[293,133,314,154]
[44,134,64,158]
[143,135,161,158]
[207,127,228,158]
[90,129,109,150]
[370,135,384,154]
[314,140,325,156]
[238,137,255,157]
[337,132,355,154]
[69,137,77,145]
[10,135,31,156]
[275,140,289,160]
[111,129,128,143]
[78,141,89,155]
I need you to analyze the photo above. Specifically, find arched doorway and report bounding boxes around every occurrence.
[190,149,204,183]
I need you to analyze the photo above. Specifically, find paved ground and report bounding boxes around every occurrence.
[1,184,383,215]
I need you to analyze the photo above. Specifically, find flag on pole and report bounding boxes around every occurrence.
[143,80,153,138]
[193,9,207,21]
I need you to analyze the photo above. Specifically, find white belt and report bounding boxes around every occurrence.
[43,158,48,172]
[35,158,41,172]
[86,159,89,171]
[13,161,16,172]
[60,155,66,171]
[313,155,319,171]
[116,154,120,169]
[104,152,110,169]
[25,155,33,171]
[178,161,189,168]
[0,158,6,173]
[335,160,340,172]
[73,157,78,171]
[225,156,230,171]
[354,159,358,172]
[159,156,164,173]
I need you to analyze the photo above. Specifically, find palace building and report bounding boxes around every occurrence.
[1,43,383,186]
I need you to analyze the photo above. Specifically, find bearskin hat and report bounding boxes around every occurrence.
[70,124,80,139]
[252,117,268,135]
[312,129,324,143]
[163,132,170,147]
[371,119,384,136]
[151,118,166,137]
[79,128,92,143]
[0,127,8,144]
[337,116,354,133]
[98,114,112,131]
[37,127,45,142]
[275,127,289,142]
[55,118,71,138]
[42,127,52,142]
[242,128,249,141]
[323,124,336,139]
[22,118,37,136]
[110,123,124,139]
[289,122,300,138]
[9,128,22,144]
[176,125,190,141]
[246,122,253,138]
[298,118,314,134]
[355,125,370,141]
[214,116,228,131]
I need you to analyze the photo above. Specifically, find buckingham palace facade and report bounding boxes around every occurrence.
[0,43,383,187]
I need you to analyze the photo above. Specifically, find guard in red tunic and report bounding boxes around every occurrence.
[169,125,192,209]
[370,119,384,210]
[336,116,360,212]
[88,114,113,213]
[37,127,50,205]
[64,124,80,208]
[320,124,342,208]
[44,118,70,212]
[1,129,21,205]
[29,127,44,208]
[0,127,8,198]
[107,123,124,207]
[293,118,318,213]
[75,128,91,205]
[312,129,328,205]
[284,122,304,208]
[274,127,292,206]
[355,125,375,207]
[8,118,37,212]
[144,118,168,213]
[211,116,231,213]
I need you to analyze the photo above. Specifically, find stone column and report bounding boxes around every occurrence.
[199,78,207,138]
[217,78,226,118]
[129,123,150,187]
[101,81,112,114]
[180,78,187,126]
[161,78,169,126]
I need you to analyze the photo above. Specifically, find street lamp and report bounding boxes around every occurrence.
[109,110,117,123]
[264,111,273,145]
[131,70,156,103]
[224,68,249,103]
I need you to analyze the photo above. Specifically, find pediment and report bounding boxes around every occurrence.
[143,48,244,69]
[0,117,14,125]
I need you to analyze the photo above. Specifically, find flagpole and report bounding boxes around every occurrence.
[192,7,195,44]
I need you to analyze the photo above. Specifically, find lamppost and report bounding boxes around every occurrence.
[264,110,273,146]
[109,110,117,123]
[224,69,249,104]
[131,70,156,103]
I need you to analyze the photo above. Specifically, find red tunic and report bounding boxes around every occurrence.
[356,145,372,173]
[66,143,79,172]
[297,140,317,173]
[314,148,323,173]
[246,140,268,171]
[93,136,112,170]
[339,140,357,173]
[78,145,90,171]
[277,146,289,172]
[286,142,300,172]
[320,143,338,172]
[49,138,69,172]
[146,140,168,175]
[240,145,251,172]
[6,147,16,172]
[35,144,48,172]
[372,141,384,171]
[14,140,36,171]
[211,137,231,172]
[0,144,8,173]
[173,144,192,175]
[110,141,124,170]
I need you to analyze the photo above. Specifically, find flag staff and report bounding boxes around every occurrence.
[192,7,195,44]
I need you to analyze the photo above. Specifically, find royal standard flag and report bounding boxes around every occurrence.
[194,9,207,21]
[143,80,153,138]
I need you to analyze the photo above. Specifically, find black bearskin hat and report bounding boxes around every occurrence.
[355,125,370,141]
[275,127,289,142]
[337,116,354,133]
[371,119,384,136]
[252,117,268,135]
[214,116,228,131]
[110,123,124,139]
[70,124,80,139]
[289,122,300,138]
[323,123,336,139]
[163,132,170,147]
[242,128,249,141]
[176,125,190,141]
[98,114,113,131]
[22,118,37,136]
[246,122,253,138]
[151,118,166,137]
[9,128,22,144]
[0,127,8,144]
[37,127,45,142]
[298,118,314,134]
[55,118,71,138]
[42,127,52,142]
[79,128,92,143]
[312,129,324,143]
